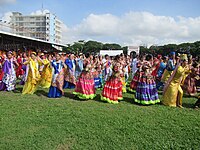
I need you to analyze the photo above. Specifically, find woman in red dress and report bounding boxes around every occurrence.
[16,53,24,78]
[101,61,123,104]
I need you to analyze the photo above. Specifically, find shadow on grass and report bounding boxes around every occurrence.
[63,91,108,103]
[63,91,89,102]
[64,91,76,99]
[93,94,108,103]
[182,103,195,109]
[122,95,163,107]
[35,90,48,97]
[14,87,23,93]
[122,96,135,104]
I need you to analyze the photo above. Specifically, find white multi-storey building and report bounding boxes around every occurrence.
[11,12,62,43]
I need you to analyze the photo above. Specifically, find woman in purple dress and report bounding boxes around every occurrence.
[0,51,18,91]
[134,54,160,105]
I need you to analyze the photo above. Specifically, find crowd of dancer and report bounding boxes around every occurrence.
[0,50,199,108]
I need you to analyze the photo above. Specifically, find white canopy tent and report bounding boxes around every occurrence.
[100,50,123,56]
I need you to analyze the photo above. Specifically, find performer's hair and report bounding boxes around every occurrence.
[146,54,153,61]
[85,53,90,58]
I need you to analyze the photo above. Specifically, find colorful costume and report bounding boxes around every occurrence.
[161,58,176,84]
[101,66,123,104]
[162,55,190,107]
[16,57,24,78]
[0,69,3,81]
[151,58,160,78]
[0,59,4,81]
[48,60,64,98]
[19,58,27,85]
[156,61,167,90]
[73,60,96,99]
[134,61,160,105]
[63,58,76,89]
[40,59,52,88]
[121,76,127,93]
[22,58,41,94]
[93,70,102,89]
[103,61,112,83]
[162,66,190,107]
[182,66,198,96]
[0,58,17,91]
[129,60,143,91]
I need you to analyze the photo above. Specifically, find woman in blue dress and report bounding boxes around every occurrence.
[48,54,67,98]
[63,54,76,89]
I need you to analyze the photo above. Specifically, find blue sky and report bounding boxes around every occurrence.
[0,0,200,45]
[1,0,200,26]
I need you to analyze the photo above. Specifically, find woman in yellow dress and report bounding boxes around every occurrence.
[162,54,190,108]
[39,54,52,88]
[22,52,41,95]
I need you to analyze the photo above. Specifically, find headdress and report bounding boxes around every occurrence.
[32,52,37,56]
[7,51,13,55]
[180,54,188,61]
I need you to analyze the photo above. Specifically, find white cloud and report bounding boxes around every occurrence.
[61,11,200,46]
[0,0,16,5]
[1,10,200,46]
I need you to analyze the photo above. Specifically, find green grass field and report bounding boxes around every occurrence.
[1,86,200,150]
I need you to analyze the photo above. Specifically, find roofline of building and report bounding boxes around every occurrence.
[0,30,66,47]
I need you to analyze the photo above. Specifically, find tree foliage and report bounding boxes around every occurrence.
[63,40,200,56]
[102,43,122,50]
[83,41,103,54]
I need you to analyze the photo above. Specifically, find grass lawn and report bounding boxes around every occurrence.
[0,85,200,150]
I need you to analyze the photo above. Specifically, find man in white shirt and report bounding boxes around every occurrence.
[131,52,138,78]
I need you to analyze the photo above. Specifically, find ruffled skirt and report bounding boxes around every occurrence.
[73,71,96,99]
[135,81,160,105]
[48,86,62,98]
[101,77,123,104]
[0,73,16,91]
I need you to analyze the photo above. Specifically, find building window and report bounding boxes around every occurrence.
[19,23,23,26]
[36,22,40,26]
[19,17,23,21]
[42,27,46,31]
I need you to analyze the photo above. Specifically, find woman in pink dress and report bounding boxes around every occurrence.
[73,53,96,100]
